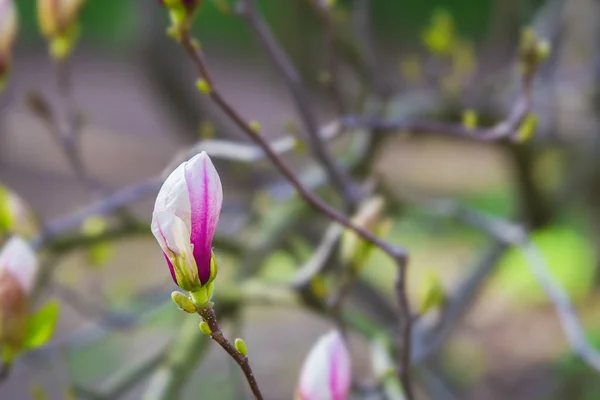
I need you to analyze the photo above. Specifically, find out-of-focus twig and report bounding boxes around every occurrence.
[238,0,360,208]
[412,240,509,363]
[429,200,600,372]
[353,0,385,95]
[343,94,531,142]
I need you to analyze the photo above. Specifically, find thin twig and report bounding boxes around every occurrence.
[310,3,347,114]
[396,264,414,399]
[54,58,99,194]
[353,0,385,95]
[343,94,531,142]
[31,179,161,250]
[344,67,536,142]
[238,0,359,208]
[197,305,264,400]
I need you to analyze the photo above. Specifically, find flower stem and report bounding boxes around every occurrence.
[196,305,264,400]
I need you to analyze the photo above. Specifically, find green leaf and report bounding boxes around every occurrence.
[23,301,60,350]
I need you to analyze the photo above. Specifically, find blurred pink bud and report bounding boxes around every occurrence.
[0,236,38,353]
[0,0,17,79]
[297,330,351,400]
[151,152,223,292]
[0,236,38,295]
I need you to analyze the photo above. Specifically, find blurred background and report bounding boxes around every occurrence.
[1,0,600,399]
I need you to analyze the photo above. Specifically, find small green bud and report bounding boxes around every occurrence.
[196,79,211,94]
[171,291,197,313]
[515,113,538,143]
[340,197,386,270]
[199,320,212,336]
[462,109,477,130]
[234,338,248,356]
[536,40,551,62]
[249,120,262,133]
[518,28,549,77]
[418,269,445,314]
[421,9,455,56]
[310,276,328,299]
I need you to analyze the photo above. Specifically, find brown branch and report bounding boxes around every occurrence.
[396,263,414,399]
[238,0,359,208]
[197,305,264,400]
[344,71,536,143]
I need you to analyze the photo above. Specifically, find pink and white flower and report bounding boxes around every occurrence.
[297,330,352,400]
[151,152,223,293]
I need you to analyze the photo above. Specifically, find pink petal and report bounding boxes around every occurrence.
[184,152,223,284]
[330,333,351,400]
[163,252,177,284]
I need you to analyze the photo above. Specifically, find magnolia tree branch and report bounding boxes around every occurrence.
[343,90,532,142]
[238,0,360,208]
[175,25,416,397]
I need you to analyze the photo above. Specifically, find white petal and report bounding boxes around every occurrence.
[151,210,194,262]
[154,162,192,232]
[0,236,38,293]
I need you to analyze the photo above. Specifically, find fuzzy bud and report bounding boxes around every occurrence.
[0,237,38,358]
[171,291,197,313]
[199,320,212,336]
[234,338,247,356]
[0,0,17,90]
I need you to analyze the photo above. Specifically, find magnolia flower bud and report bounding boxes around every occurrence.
[37,0,85,60]
[296,330,351,400]
[0,237,38,355]
[0,0,17,88]
[340,196,387,270]
[38,0,84,38]
[151,152,223,298]
[158,0,203,38]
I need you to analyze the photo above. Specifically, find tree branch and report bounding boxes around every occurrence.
[238,0,360,208]
[431,201,600,372]
[176,22,414,396]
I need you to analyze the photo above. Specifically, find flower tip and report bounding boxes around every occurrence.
[0,236,38,294]
[297,330,351,400]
